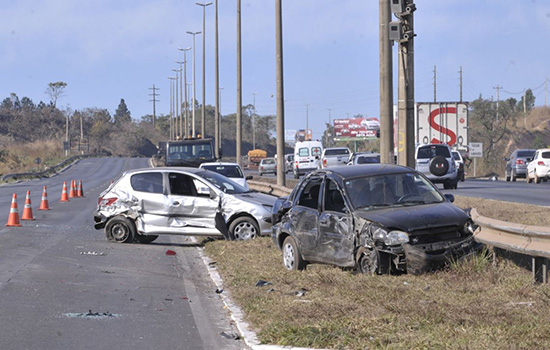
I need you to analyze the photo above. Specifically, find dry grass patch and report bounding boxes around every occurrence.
[205,237,550,349]
[0,139,64,176]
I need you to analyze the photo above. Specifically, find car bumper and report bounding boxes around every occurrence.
[403,236,483,274]
[425,172,458,183]
[93,210,108,230]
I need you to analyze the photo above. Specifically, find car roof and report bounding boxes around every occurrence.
[122,167,204,176]
[308,164,412,180]
[200,162,241,167]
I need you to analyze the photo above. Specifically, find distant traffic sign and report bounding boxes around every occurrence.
[469,142,483,157]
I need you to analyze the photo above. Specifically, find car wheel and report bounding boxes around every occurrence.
[105,216,136,243]
[505,170,510,182]
[535,172,541,184]
[135,235,158,244]
[229,216,259,240]
[358,249,389,275]
[511,170,517,182]
[453,179,459,190]
[443,182,451,190]
[282,236,306,271]
[527,174,532,183]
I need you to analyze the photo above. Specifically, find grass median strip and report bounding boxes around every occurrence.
[204,196,550,349]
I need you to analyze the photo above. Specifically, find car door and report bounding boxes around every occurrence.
[291,177,322,260]
[317,178,354,266]
[165,172,221,236]
[129,171,170,229]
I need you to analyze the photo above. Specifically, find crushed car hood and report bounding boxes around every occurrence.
[355,202,469,232]
[233,192,277,206]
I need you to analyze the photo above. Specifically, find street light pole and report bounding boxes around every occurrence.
[214,0,220,159]
[305,104,310,141]
[219,86,224,152]
[187,31,201,137]
[196,2,212,138]
[168,76,176,140]
[175,61,184,138]
[236,0,242,166]
[172,68,180,139]
[178,47,191,137]
[275,0,286,186]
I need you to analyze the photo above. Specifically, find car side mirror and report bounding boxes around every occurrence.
[246,175,253,180]
[444,194,455,203]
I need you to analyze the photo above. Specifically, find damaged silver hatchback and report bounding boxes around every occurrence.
[272,165,481,275]
[94,167,276,243]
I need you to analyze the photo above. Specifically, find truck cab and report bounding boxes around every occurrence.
[154,138,217,167]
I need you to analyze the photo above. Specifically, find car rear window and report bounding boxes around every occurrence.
[542,152,550,159]
[325,149,349,156]
[417,145,451,159]
[298,148,309,157]
[517,150,535,157]
[262,158,275,164]
[202,165,243,178]
[357,155,380,164]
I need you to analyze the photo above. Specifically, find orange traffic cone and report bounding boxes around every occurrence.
[60,181,70,202]
[69,180,76,198]
[77,180,84,197]
[39,186,50,210]
[6,193,22,227]
[21,190,35,221]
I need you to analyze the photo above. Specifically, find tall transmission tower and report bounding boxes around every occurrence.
[148,84,160,127]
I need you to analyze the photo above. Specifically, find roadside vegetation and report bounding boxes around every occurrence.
[203,194,550,349]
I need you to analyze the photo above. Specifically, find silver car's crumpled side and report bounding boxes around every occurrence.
[221,192,273,236]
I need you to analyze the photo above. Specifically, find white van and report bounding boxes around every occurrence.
[293,140,323,179]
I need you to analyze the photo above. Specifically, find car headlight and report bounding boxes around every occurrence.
[372,225,409,246]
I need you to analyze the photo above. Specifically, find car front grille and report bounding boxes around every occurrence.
[408,225,466,245]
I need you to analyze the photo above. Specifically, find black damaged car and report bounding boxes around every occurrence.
[272,164,482,275]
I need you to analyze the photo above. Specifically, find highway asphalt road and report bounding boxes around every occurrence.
[0,157,248,350]
[251,170,550,207]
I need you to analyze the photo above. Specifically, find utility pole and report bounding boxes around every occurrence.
[493,84,502,121]
[523,89,527,128]
[379,0,394,164]
[459,66,463,102]
[545,77,548,107]
[175,61,184,138]
[187,31,201,137]
[172,69,180,138]
[252,92,257,149]
[390,0,416,167]
[214,0,220,158]
[275,0,286,186]
[197,2,212,137]
[305,104,310,141]
[178,47,191,137]
[236,0,242,166]
[168,77,176,140]
[433,65,437,103]
[148,84,159,127]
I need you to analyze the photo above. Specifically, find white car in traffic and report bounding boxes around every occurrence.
[526,148,550,183]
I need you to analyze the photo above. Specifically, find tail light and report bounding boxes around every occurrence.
[295,160,299,169]
[538,161,545,166]
[323,158,327,167]
[98,197,118,206]
[515,159,524,165]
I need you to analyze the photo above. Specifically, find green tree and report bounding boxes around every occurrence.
[114,98,132,125]
[45,82,67,107]
[517,89,535,113]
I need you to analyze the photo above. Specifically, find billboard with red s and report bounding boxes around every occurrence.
[333,117,379,141]
[416,103,468,150]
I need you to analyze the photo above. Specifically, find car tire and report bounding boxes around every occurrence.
[429,156,449,176]
[358,249,389,275]
[282,236,306,271]
[511,170,517,182]
[535,172,541,184]
[135,235,158,244]
[505,170,510,182]
[527,174,532,183]
[443,181,451,190]
[229,216,259,240]
[105,216,136,243]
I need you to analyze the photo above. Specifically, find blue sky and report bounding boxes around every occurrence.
[1,0,549,140]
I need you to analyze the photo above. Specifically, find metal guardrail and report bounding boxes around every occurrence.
[1,154,107,181]
[471,208,550,283]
